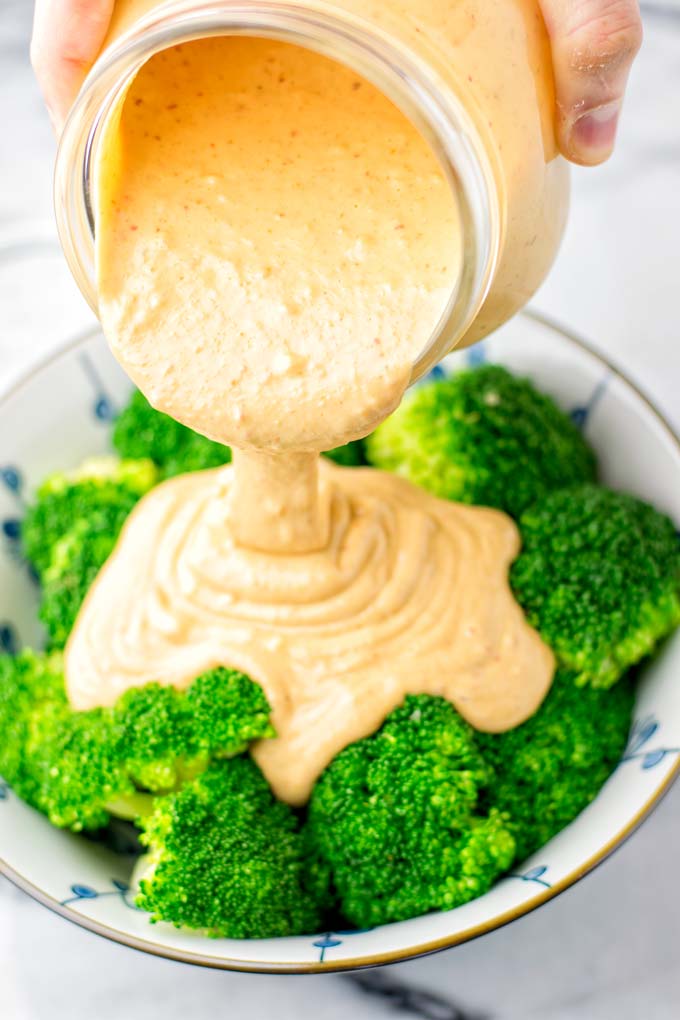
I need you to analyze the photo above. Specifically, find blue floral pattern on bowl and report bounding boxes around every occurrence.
[621,716,680,770]
[312,929,368,963]
[61,878,141,912]
[79,352,118,423]
[509,865,551,889]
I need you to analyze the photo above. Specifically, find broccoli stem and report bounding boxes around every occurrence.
[105,792,156,822]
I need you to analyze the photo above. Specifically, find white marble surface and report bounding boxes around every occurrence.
[1,3,679,1018]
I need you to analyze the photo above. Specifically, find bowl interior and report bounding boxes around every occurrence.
[1,311,679,972]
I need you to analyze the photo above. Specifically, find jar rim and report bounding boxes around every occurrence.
[54,0,501,373]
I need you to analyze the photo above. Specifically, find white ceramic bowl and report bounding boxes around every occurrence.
[1,310,679,973]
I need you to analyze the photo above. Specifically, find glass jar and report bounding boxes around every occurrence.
[55,0,569,382]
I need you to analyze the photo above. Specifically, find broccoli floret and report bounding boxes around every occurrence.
[38,524,129,650]
[307,695,516,929]
[0,649,138,829]
[112,684,197,794]
[113,390,232,479]
[42,456,158,495]
[0,654,273,832]
[511,485,680,689]
[26,699,139,832]
[478,671,635,862]
[22,456,158,648]
[0,649,67,800]
[23,456,156,574]
[364,366,596,518]
[183,665,275,758]
[135,757,325,938]
[114,667,274,794]
[115,388,367,476]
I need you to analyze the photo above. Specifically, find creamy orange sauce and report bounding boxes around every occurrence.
[95,37,461,451]
[98,0,569,353]
[65,460,553,805]
[64,27,557,802]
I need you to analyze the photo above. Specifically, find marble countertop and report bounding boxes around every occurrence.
[1,3,679,1018]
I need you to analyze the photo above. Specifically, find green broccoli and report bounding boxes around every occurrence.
[26,699,141,832]
[114,667,274,794]
[478,671,635,862]
[307,695,516,929]
[113,390,232,479]
[22,456,158,648]
[22,456,156,574]
[135,757,326,938]
[511,485,680,689]
[0,653,273,832]
[0,649,140,829]
[0,649,68,803]
[364,365,596,518]
[112,683,198,795]
[114,388,367,477]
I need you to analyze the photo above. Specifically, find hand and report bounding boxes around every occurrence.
[31,0,114,133]
[539,0,643,165]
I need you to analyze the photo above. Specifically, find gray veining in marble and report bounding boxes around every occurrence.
[1,2,679,1018]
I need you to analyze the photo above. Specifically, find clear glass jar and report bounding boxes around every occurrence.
[55,0,569,381]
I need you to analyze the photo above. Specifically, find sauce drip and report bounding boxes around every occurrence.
[66,33,555,803]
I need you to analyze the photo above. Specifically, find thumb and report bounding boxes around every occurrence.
[539,0,643,165]
[31,0,115,134]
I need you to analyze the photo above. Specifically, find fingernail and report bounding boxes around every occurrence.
[570,101,621,161]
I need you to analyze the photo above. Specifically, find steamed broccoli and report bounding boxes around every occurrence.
[511,485,680,689]
[307,695,516,929]
[114,388,367,476]
[0,653,273,832]
[22,456,156,573]
[114,667,274,794]
[135,757,325,938]
[0,649,68,803]
[26,699,141,831]
[365,365,596,518]
[113,390,232,479]
[22,456,158,648]
[478,672,635,862]
[0,649,139,829]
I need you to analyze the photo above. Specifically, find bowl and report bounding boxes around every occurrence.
[1,310,679,973]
